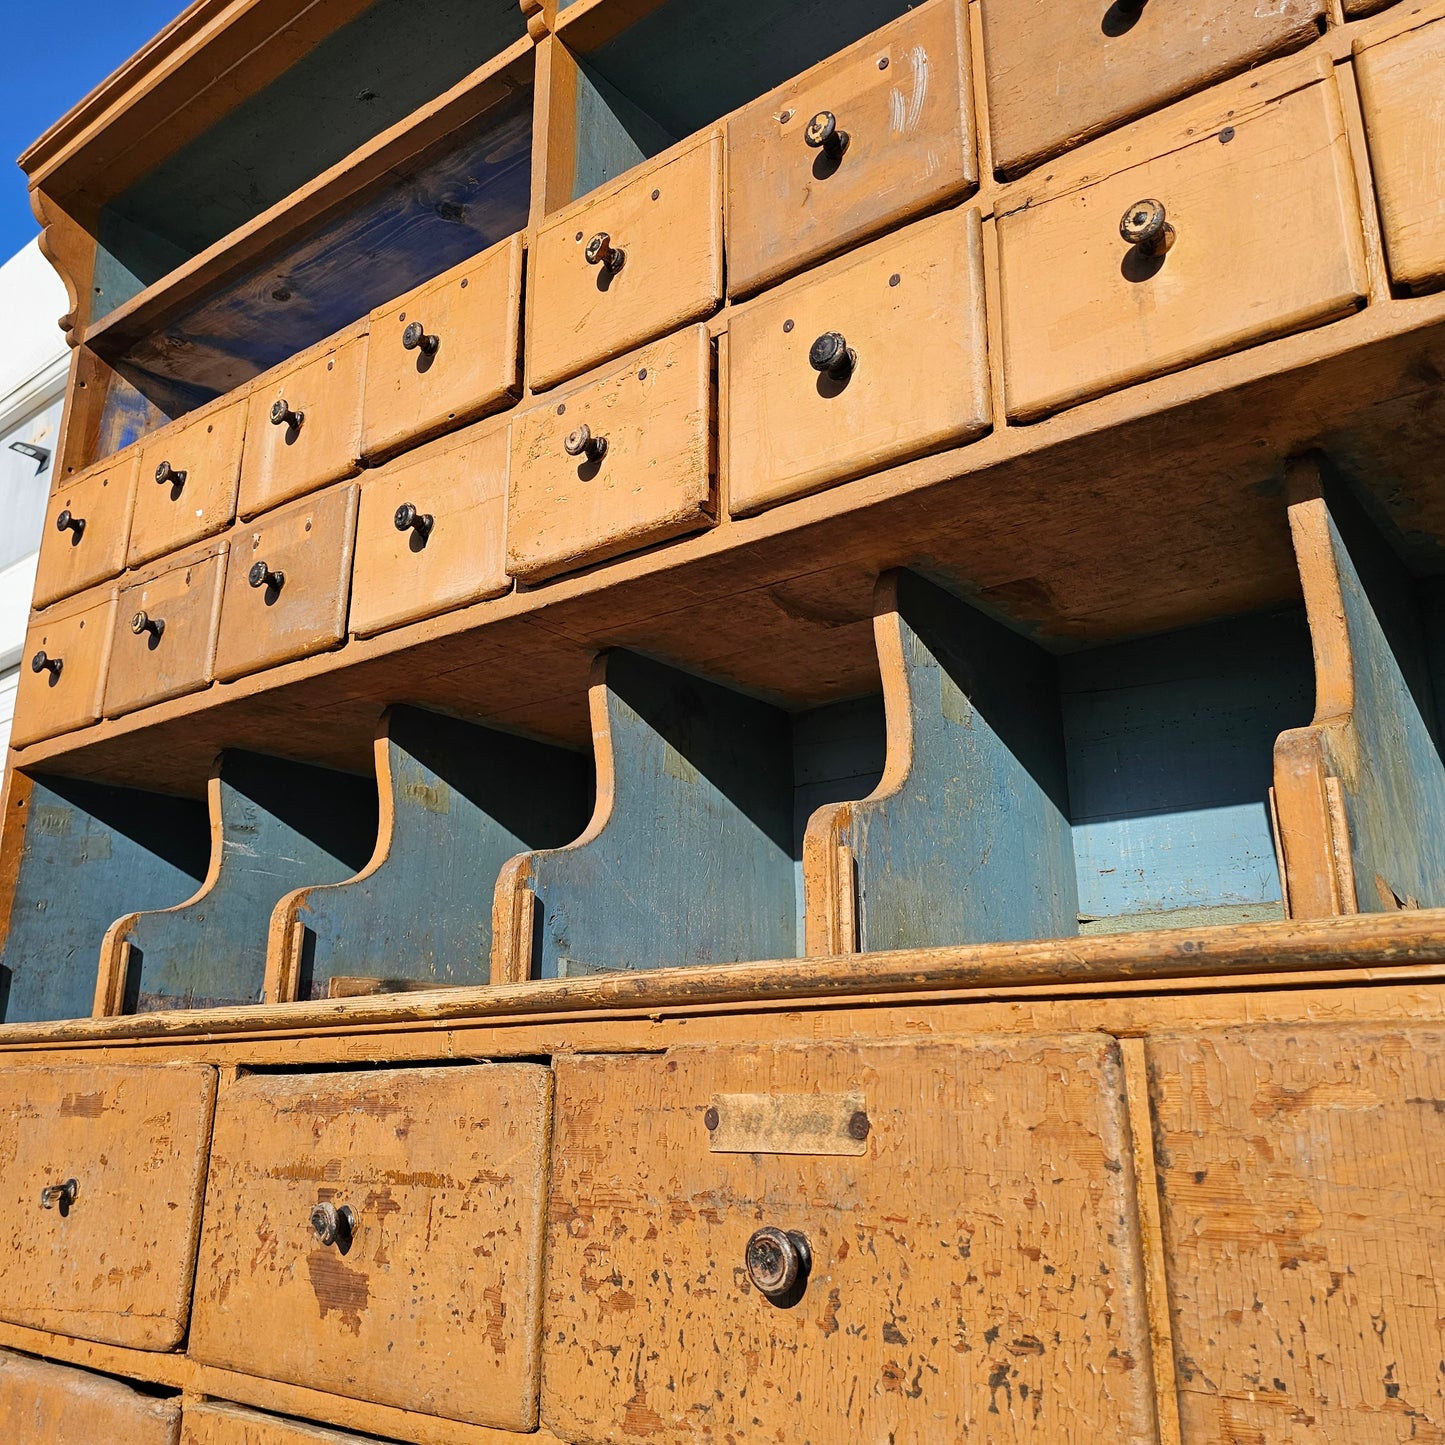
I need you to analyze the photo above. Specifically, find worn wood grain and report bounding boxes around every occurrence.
[34,451,139,610]
[14,588,120,749]
[183,1400,375,1445]
[0,1348,181,1443]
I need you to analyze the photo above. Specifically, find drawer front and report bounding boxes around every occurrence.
[529,132,722,390]
[360,233,523,463]
[544,1038,1156,1444]
[981,0,1323,178]
[240,334,367,519]
[0,1352,181,1444]
[34,452,139,609]
[132,401,246,567]
[351,417,510,638]
[508,325,714,582]
[189,1065,550,1430]
[0,1065,217,1350]
[999,77,1367,422]
[213,485,357,682]
[1357,11,1445,294]
[728,206,989,515]
[183,1401,372,1444]
[727,0,976,297]
[14,591,118,747]
[104,543,228,718]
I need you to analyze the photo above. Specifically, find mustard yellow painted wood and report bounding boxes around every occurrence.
[529,130,722,390]
[240,331,367,519]
[727,205,989,514]
[34,450,139,610]
[189,1064,551,1431]
[104,541,228,718]
[183,1400,375,1445]
[13,587,119,747]
[0,1064,216,1350]
[0,1349,181,1444]
[350,414,510,638]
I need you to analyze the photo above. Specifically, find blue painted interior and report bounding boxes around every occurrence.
[0,775,210,1024]
[93,0,527,319]
[293,707,592,998]
[119,751,378,1011]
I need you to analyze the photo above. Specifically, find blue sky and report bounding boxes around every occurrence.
[1,1,185,261]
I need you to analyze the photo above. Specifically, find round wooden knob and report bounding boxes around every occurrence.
[564,424,608,462]
[809,331,856,381]
[248,561,285,592]
[804,110,849,161]
[154,460,187,488]
[310,1201,356,1247]
[585,231,626,273]
[402,321,439,356]
[270,399,304,430]
[745,1227,811,1300]
[394,502,434,540]
[1120,198,1174,255]
[55,509,85,538]
[131,610,165,640]
[39,1179,78,1211]
[30,650,62,678]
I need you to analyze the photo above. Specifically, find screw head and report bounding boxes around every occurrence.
[703,1106,720,1131]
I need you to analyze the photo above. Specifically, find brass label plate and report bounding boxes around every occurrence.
[707,1091,869,1155]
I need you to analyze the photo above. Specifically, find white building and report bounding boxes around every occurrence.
[0,241,69,753]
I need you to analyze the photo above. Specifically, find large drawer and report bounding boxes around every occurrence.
[104,540,228,717]
[13,586,118,747]
[0,1351,181,1444]
[213,485,357,682]
[0,1064,217,1350]
[529,131,722,390]
[34,450,139,609]
[131,398,246,567]
[998,70,1367,422]
[351,415,510,638]
[189,1065,551,1430]
[240,331,367,519]
[360,233,523,463]
[981,0,1324,178]
[544,1037,1156,1444]
[1355,2,1445,295]
[508,325,714,582]
[728,206,989,514]
[727,0,977,297]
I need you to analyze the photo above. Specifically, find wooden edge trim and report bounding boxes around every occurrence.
[93,930,135,1017]
[489,854,536,985]
[1285,455,1356,726]
[1272,725,1345,918]
[801,806,854,958]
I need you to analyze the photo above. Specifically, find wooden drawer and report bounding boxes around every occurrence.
[104,541,228,718]
[0,1064,217,1350]
[529,132,722,390]
[189,1065,550,1430]
[1356,3,1445,295]
[183,1401,372,1444]
[728,206,990,514]
[508,325,714,582]
[544,1038,1156,1443]
[213,485,357,682]
[981,0,1323,178]
[34,450,139,609]
[999,71,1367,422]
[131,399,246,568]
[13,587,118,747]
[727,0,977,297]
[240,332,366,519]
[351,415,510,638]
[360,232,523,463]
[0,1352,181,1444]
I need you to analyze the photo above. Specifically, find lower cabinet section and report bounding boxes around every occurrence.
[188,1065,551,1431]
[0,1350,180,1443]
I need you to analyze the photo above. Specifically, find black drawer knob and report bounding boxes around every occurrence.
[585,231,626,273]
[310,1200,356,1247]
[809,331,856,381]
[745,1227,811,1301]
[30,650,62,679]
[154,460,187,488]
[564,424,608,463]
[804,110,849,161]
[1120,198,1174,256]
[402,321,440,356]
[249,561,285,592]
[39,1178,77,1211]
[131,610,165,640]
[394,502,434,540]
[55,509,85,539]
[270,399,304,430]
